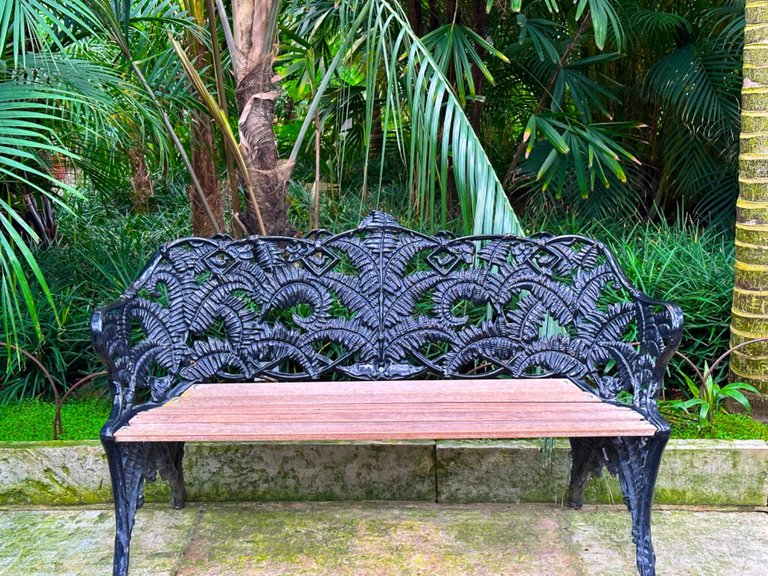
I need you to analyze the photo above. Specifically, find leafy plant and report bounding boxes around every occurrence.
[668,339,767,430]
[279,0,525,235]
[0,188,190,404]
[669,366,759,430]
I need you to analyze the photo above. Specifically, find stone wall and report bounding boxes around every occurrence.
[1,439,766,506]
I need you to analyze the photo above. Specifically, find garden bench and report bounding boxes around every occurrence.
[92,212,683,576]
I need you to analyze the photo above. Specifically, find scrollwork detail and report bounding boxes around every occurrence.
[93,211,683,423]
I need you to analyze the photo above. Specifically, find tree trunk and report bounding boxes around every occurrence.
[406,0,422,37]
[127,144,154,213]
[730,1,768,391]
[188,114,222,236]
[232,0,294,235]
[187,19,223,237]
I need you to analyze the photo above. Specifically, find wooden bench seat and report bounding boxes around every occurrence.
[115,379,655,442]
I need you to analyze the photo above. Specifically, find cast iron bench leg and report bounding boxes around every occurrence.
[102,439,187,576]
[612,432,668,576]
[568,433,667,576]
[567,437,608,510]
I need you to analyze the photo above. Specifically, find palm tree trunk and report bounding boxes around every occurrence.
[189,114,222,236]
[231,0,294,235]
[730,1,768,391]
[127,142,154,213]
[187,17,223,237]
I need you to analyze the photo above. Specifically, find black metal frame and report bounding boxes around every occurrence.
[93,212,683,576]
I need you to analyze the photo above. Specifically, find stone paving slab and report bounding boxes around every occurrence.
[0,503,766,575]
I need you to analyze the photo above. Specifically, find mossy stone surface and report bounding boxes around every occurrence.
[564,507,768,576]
[2,439,767,506]
[182,441,435,502]
[175,502,584,576]
[0,506,196,576]
[4,502,768,575]
[436,439,768,506]
[0,441,168,506]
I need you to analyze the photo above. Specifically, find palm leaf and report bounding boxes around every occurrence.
[291,0,523,236]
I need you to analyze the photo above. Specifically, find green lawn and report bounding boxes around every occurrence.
[0,399,110,442]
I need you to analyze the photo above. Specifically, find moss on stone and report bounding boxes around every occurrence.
[667,411,768,441]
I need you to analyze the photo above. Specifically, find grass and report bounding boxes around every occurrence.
[0,398,110,442]
[664,409,768,441]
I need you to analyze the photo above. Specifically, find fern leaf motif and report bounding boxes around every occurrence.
[92,213,681,420]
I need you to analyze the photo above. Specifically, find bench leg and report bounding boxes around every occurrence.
[103,439,146,576]
[611,432,668,576]
[102,439,187,576]
[567,437,610,509]
[145,442,186,509]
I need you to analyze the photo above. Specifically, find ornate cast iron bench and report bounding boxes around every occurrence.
[92,212,683,576]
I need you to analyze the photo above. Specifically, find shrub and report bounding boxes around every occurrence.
[528,214,734,394]
[0,191,191,403]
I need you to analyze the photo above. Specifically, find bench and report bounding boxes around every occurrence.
[92,211,683,576]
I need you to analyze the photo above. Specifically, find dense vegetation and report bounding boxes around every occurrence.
[0,0,754,436]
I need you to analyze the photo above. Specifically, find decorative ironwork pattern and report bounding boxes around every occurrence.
[94,211,683,576]
[93,211,683,427]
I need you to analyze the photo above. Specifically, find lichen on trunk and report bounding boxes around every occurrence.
[730,0,768,391]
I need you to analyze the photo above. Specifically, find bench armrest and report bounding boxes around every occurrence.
[629,293,684,424]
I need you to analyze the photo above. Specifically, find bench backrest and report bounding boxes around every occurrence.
[93,212,682,425]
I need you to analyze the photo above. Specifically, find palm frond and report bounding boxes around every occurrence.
[421,23,509,107]
[291,0,523,235]
[644,42,739,135]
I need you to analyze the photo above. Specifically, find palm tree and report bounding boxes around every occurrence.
[0,0,141,351]
[178,0,526,236]
[730,0,768,391]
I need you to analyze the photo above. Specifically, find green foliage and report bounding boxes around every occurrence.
[668,367,760,430]
[0,398,109,442]
[529,212,735,392]
[280,0,524,236]
[0,0,205,352]
[481,0,743,223]
[666,410,768,441]
[0,188,190,403]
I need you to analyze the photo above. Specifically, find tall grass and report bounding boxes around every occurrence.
[0,191,191,403]
[531,214,734,392]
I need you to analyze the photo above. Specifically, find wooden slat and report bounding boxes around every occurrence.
[129,404,633,423]
[181,378,590,396]
[114,378,656,442]
[115,420,654,442]
[169,379,602,406]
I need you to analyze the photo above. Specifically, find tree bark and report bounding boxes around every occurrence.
[469,0,487,132]
[407,0,422,37]
[730,0,768,391]
[189,113,222,236]
[232,0,294,235]
[127,144,154,213]
[187,19,223,237]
